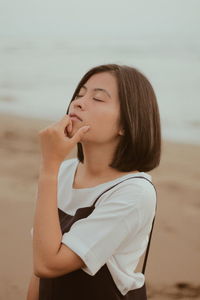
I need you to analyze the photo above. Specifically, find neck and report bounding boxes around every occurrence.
[79,141,119,177]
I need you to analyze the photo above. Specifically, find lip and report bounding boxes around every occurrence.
[69,113,82,121]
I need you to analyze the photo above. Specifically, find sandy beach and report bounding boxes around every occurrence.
[0,112,200,299]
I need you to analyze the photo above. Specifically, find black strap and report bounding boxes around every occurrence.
[92,176,157,275]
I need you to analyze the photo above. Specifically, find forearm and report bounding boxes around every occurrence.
[33,163,62,274]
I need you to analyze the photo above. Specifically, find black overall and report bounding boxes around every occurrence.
[39,176,157,300]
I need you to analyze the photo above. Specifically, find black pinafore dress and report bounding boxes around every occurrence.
[39,176,157,300]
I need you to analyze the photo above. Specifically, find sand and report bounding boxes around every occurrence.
[0,112,200,299]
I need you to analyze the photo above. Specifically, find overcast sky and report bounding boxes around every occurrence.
[0,0,199,39]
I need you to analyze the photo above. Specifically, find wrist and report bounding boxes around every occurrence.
[39,160,61,175]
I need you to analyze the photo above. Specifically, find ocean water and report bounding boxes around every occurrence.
[0,36,200,145]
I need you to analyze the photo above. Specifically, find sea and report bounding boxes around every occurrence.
[0,35,200,145]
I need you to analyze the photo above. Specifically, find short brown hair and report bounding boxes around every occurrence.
[66,64,162,172]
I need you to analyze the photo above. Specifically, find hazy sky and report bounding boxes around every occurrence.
[0,0,199,39]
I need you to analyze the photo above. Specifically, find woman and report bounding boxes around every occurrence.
[27,64,161,299]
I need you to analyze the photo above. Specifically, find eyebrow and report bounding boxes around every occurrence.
[81,85,111,98]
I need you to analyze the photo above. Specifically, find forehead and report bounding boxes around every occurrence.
[82,72,118,97]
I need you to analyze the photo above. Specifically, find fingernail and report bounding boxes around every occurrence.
[83,126,90,131]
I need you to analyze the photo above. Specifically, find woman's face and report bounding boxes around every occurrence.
[68,72,123,144]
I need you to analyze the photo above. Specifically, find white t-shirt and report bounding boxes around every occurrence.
[30,158,156,296]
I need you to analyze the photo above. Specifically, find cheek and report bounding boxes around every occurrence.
[92,113,119,139]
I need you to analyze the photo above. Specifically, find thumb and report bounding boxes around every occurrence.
[70,125,90,144]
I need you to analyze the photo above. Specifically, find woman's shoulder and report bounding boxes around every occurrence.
[92,173,156,231]
[110,172,156,196]
[108,173,157,222]
[96,172,156,207]
[123,173,157,217]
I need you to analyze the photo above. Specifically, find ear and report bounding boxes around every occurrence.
[118,128,124,136]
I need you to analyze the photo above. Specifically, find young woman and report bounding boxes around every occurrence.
[27,64,161,300]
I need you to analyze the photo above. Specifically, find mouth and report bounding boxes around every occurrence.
[69,113,82,121]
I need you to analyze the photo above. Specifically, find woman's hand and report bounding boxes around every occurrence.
[38,114,90,166]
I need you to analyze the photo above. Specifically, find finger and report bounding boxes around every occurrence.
[68,119,73,132]
[70,126,90,144]
[64,119,72,136]
[57,115,71,130]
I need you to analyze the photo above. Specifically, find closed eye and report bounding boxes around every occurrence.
[75,95,81,99]
[75,95,103,102]
[93,98,103,102]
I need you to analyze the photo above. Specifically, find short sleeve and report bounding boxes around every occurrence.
[61,182,146,276]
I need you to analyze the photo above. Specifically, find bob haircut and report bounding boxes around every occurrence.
[66,63,162,172]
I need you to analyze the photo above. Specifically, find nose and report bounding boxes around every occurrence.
[72,95,87,110]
